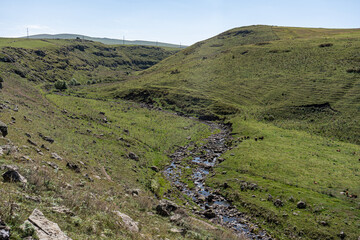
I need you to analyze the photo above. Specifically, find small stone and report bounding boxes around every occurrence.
[51,153,63,160]
[273,199,284,207]
[128,152,139,161]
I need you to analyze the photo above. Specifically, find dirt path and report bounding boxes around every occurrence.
[164,122,271,239]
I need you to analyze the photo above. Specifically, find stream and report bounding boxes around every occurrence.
[164,122,271,239]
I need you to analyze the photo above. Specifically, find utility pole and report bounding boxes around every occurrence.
[27,28,29,39]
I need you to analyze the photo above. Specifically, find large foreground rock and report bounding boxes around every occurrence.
[114,211,139,233]
[0,121,7,137]
[28,209,72,240]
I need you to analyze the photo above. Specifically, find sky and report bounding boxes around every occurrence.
[0,0,359,45]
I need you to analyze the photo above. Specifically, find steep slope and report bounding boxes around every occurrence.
[88,25,360,144]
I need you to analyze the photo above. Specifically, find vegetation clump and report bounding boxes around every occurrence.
[54,80,68,90]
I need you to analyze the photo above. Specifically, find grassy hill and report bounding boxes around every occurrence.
[74,25,360,239]
[24,33,184,48]
[0,39,240,239]
[0,37,179,87]
[85,25,360,144]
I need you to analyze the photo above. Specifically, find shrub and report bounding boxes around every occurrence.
[69,78,81,86]
[54,80,68,90]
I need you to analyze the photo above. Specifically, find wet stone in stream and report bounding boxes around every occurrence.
[164,122,271,239]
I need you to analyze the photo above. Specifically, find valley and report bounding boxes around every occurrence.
[0,25,359,239]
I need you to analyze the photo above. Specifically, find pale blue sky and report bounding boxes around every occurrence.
[0,0,359,45]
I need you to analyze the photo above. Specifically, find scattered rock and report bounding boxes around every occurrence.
[41,144,49,151]
[27,139,38,146]
[114,211,139,233]
[66,163,80,173]
[39,133,54,144]
[46,162,59,170]
[51,153,63,160]
[319,221,328,226]
[52,206,74,216]
[203,209,216,219]
[25,133,32,138]
[169,228,183,233]
[169,214,183,222]
[156,200,178,217]
[2,170,27,183]
[273,199,284,207]
[0,219,10,240]
[27,208,72,240]
[128,152,139,161]
[297,201,306,209]
[150,166,159,172]
[0,121,8,137]
[338,231,346,239]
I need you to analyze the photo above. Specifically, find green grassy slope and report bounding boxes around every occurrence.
[0,38,178,86]
[0,72,242,239]
[75,25,360,239]
[86,25,360,144]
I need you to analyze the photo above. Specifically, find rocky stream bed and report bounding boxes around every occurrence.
[164,122,271,239]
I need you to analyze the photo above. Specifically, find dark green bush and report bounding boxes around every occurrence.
[54,80,68,90]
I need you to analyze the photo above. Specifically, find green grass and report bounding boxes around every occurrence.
[83,25,360,144]
[1,76,238,239]
[206,116,360,239]
[70,25,360,239]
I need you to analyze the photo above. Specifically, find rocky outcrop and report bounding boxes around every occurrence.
[27,209,72,240]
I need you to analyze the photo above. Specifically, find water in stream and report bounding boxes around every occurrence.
[164,124,271,239]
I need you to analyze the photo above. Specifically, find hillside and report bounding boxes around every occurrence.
[0,38,178,86]
[74,25,360,239]
[0,39,242,239]
[86,25,360,144]
[24,34,184,48]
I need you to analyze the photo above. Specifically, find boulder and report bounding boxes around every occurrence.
[28,209,72,240]
[0,121,7,137]
[297,201,306,209]
[51,153,63,161]
[2,170,27,183]
[156,200,178,217]
[66,163,80,173]
[114,211,139,233]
